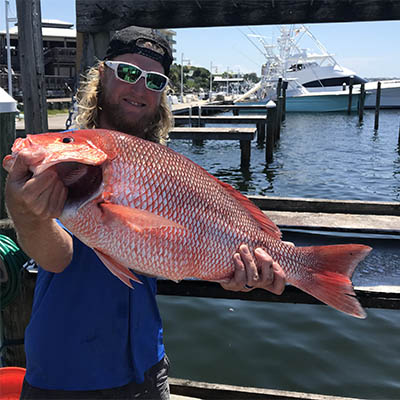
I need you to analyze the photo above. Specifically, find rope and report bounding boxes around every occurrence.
[0,235,29,310]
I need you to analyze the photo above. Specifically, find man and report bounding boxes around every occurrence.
[5,26,285,399]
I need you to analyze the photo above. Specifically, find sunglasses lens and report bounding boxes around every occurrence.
[146,73,167,91]
[112,62,167,91]
[117,64,141,83]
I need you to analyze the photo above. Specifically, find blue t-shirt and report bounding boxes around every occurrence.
[24,236,165,390]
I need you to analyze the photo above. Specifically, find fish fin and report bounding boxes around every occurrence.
[189,163,281,239]
[100,202,185,232]
[217,180,281,240]
[93,248,142,288]
[292,244,372,318]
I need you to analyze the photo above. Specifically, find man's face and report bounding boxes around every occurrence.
[98,53,165,137]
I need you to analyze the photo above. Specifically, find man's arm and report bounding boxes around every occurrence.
[5,149,73,272]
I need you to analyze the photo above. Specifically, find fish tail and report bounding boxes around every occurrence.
[291,244,371,318]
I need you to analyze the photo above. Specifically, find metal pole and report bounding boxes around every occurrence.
[180,52,184,102]
[209,60,212,101]
[5,0,13,96]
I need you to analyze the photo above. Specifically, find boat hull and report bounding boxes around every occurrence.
[364,80,400,109]
[238,92,359,113]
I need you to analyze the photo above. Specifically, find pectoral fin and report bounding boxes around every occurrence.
[94,248,141,288]
[100,202,186,233]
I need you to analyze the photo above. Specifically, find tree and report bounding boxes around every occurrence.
[168,63,260,94]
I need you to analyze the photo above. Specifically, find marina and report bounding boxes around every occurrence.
[234,25,400,112]
[1,1,400,399]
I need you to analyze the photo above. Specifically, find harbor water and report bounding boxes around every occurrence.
[159,110,400,399]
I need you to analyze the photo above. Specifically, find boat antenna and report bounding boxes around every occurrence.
[237,27,266,57]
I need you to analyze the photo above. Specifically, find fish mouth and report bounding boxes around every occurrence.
[55,162,103,208]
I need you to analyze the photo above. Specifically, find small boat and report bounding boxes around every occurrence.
[236,25,400,112]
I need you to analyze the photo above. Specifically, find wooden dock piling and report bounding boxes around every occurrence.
[276,95,283,141]
[358,83,365,124]
[347,75,354,115]
[0,111,17,220]
[374,81,382,130]
[15,0,48,134]
[275,78,284,140]
[398,119,400,147]
[266,100,277,163]
[169,127,256,169]
[281,81,288,122]
[256,122,265,145]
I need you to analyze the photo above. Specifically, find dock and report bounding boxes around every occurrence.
[170,126,256,168]
[169,378,366,400]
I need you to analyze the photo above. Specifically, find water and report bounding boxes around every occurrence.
[159,110,400,399]
[169,110,400,201]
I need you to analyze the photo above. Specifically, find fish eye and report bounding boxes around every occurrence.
[62,137,74,143]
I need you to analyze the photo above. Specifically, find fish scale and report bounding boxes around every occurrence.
[3,129,372,318]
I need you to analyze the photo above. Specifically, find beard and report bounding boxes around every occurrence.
[97,91,160,139]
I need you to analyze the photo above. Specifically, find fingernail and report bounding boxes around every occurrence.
[240,245,249,254]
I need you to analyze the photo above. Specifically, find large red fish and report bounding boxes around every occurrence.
[3,129,371,318]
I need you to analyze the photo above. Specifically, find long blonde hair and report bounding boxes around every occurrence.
[73,61,173,145]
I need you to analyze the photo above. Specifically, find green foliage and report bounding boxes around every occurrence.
[168,64,260,94]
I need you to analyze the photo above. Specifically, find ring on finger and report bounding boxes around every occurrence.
[244,284,254,289]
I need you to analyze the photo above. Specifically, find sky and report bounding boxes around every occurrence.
[2,0,400,79]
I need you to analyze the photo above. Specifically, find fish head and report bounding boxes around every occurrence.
[3,129,117,175]
[3,129,118,211]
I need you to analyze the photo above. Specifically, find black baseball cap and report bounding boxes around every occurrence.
[104,26,173,76]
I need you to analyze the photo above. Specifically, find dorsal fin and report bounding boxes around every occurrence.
[216,179,282,240]
[188,158,282,240]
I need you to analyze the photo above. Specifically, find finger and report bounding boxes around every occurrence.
[22,169,59,206]
[220,253,246,291]
[267,262,287,295]
[257,261,274,288]
[251,248,273,287]
[238,244,259,286]
[8,149,46,182]
[25,171,61,217]
[47,180,68,218]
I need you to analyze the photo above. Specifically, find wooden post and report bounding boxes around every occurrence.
[0,111,17,220]
[276,77,282,98]
[276,95,283,141]
[76,31,111,77]
[358,83,365,124]
[15,0,48,133]
[198,106,205,127]
[374,81,381,130]
[274,78,283,141]
[398,120,400,148]
[189,106,192,127]
[281,81,288,122]
[256,121,266,145]
[240,140,251,170]
[266,100,276,163]
[347,75,354,115]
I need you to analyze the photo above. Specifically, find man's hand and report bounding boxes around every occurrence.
[4,149,72,273]
[5,149,67,224]
[220,245,286,295]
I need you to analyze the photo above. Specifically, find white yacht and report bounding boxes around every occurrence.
[236,25,400,112]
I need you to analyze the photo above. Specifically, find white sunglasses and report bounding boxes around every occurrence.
[104,60,169,92]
